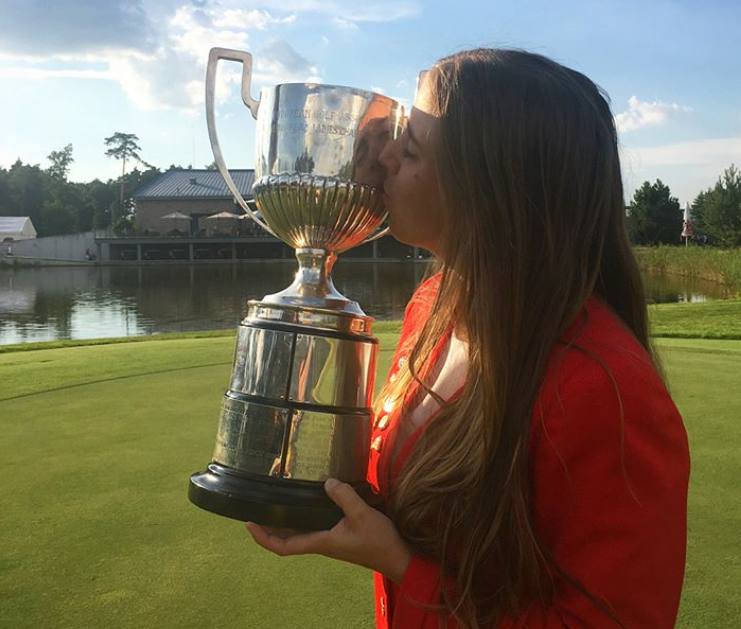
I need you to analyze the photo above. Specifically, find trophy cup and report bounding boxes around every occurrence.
[188,48,405,530]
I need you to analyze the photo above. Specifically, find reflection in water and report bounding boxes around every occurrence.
[640,270,733,304]
[0,265,732,346]
[0,262,429,345]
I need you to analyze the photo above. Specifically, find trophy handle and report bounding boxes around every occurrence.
[205,47,278,238]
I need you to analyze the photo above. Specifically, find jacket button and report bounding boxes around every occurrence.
[371,436,383,452]
[380,596,386,617]
[376,415,390,430]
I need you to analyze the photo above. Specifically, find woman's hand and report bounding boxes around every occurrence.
[244,478,412,583]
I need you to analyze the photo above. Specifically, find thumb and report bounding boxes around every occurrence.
[324,478,367,520]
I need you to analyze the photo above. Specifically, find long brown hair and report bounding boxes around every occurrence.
[376,49,655,627]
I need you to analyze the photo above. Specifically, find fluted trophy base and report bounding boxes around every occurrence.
[188,464,377,531]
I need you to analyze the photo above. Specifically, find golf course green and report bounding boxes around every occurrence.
[1,307,739,628]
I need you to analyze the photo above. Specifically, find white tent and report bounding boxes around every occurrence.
[0,216,37,241]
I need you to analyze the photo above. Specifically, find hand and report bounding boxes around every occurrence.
[244,478,412,583]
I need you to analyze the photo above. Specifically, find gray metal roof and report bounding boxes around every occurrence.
[134,169,254,200]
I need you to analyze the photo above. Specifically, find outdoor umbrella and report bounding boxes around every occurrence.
[160,211,191,234]
[161,211,191,220]
[205,211,240,221]
[205,211,240,236]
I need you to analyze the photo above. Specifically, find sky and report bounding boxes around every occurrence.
[0,0,739,206]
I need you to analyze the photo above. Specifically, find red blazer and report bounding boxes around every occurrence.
[367,274,690,628]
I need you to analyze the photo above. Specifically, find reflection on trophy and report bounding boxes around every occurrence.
[188,48,405,530]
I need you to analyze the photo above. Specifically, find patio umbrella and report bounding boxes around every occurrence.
[205,211,240,221]
[161,211,191,220]
[205,211,240,236]
[160,211,191,234]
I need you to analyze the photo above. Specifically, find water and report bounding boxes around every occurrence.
[0,262,429,346]
[0,263,733,346]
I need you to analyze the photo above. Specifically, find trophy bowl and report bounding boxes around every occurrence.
[188,48,405,530]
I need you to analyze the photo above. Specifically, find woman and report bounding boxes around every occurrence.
[245,48,690,628]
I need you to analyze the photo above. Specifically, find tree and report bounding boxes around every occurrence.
[693,165,741,247]
[47,144,74,181]
[104,132,152,207]
[628,179,682,245]
[204,160,218,170]
[690,189,709,236]
[2,160,51,233]
[85,179,118,230]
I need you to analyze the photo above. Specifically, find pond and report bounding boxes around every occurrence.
[0,262,733,346]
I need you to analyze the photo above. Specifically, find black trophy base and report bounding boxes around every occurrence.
[188,463,378,531]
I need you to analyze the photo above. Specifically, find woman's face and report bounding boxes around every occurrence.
[379,78,446,257]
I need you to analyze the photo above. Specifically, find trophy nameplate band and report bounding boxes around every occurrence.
[213,396,370,482]
[213,398,288,477]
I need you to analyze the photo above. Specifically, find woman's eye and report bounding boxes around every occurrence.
[402,147,417,159]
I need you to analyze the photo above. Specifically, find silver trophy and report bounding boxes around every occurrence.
[188,48,405,530]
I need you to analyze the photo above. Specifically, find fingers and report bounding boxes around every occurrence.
[245,522,330,557]
[324,478,367,520]
[261,526,300,539]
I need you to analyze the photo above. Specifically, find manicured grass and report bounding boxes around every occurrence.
[656,338,741,629]
[1,332,739,627]
[0,332,400,629]
[649,298,741,339]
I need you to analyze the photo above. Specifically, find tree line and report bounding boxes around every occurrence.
[628,164,741,247]
[1,134,739,246]
[0,134,215,238]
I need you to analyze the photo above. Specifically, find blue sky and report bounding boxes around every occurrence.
[1,0,739,205]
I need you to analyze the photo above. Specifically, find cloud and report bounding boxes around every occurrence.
[234,1,420,24]
[333,17,360,30]
[340,3,420,22]
[0,67,113,80]
[211,8,296,29]
[0,3,310,112]
[0,0,416,112]
[623,136,741,168]
[0,0,156,57]
[256,40,321,84]
[615,95,693,133]
[621,135,741,203]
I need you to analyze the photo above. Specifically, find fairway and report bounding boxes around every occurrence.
[1,332,739,628]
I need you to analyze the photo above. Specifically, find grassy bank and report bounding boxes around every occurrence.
[1,295,737,360]
[650,298,741,339]
[1,332,740,628]
[634,245,741,293]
